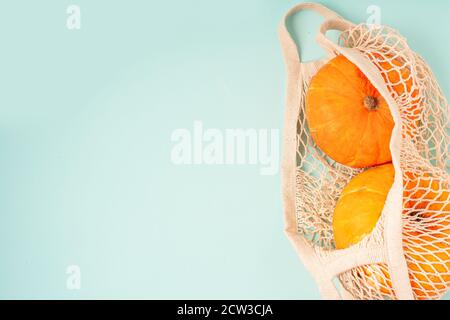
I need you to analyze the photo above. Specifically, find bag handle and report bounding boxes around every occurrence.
[279,2,350,64]
[316,18,354,53]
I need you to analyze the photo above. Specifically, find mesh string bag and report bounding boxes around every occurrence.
[279,3,449,300]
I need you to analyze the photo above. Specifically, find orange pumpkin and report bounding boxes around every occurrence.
[306,54,416,168]
[402,170,450,299]
[404,171,450,218]
[333,164,450,299]
[373,52,421,135]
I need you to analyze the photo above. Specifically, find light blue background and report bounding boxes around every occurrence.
[0,0,448,299]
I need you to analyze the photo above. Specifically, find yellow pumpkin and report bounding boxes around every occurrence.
[333,164,394,248]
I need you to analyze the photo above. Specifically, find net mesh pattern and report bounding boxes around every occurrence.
[295,24,449,300]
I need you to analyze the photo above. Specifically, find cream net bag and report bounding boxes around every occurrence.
[279,3,449,300]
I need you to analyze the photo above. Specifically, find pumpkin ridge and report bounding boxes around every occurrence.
[306,109,362,131]
[327,60,368,97]
[375,105,394,123]
[311,113,368,165]
[340,187,391,200]
[308,85,366,102]
[368,112,384,164]
[348,112,371,166]
[373,111,394,164]
[306,93,367,125]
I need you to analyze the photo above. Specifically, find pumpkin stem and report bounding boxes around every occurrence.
[364,96,379,111]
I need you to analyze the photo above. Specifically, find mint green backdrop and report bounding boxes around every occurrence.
[0,0,448,299]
